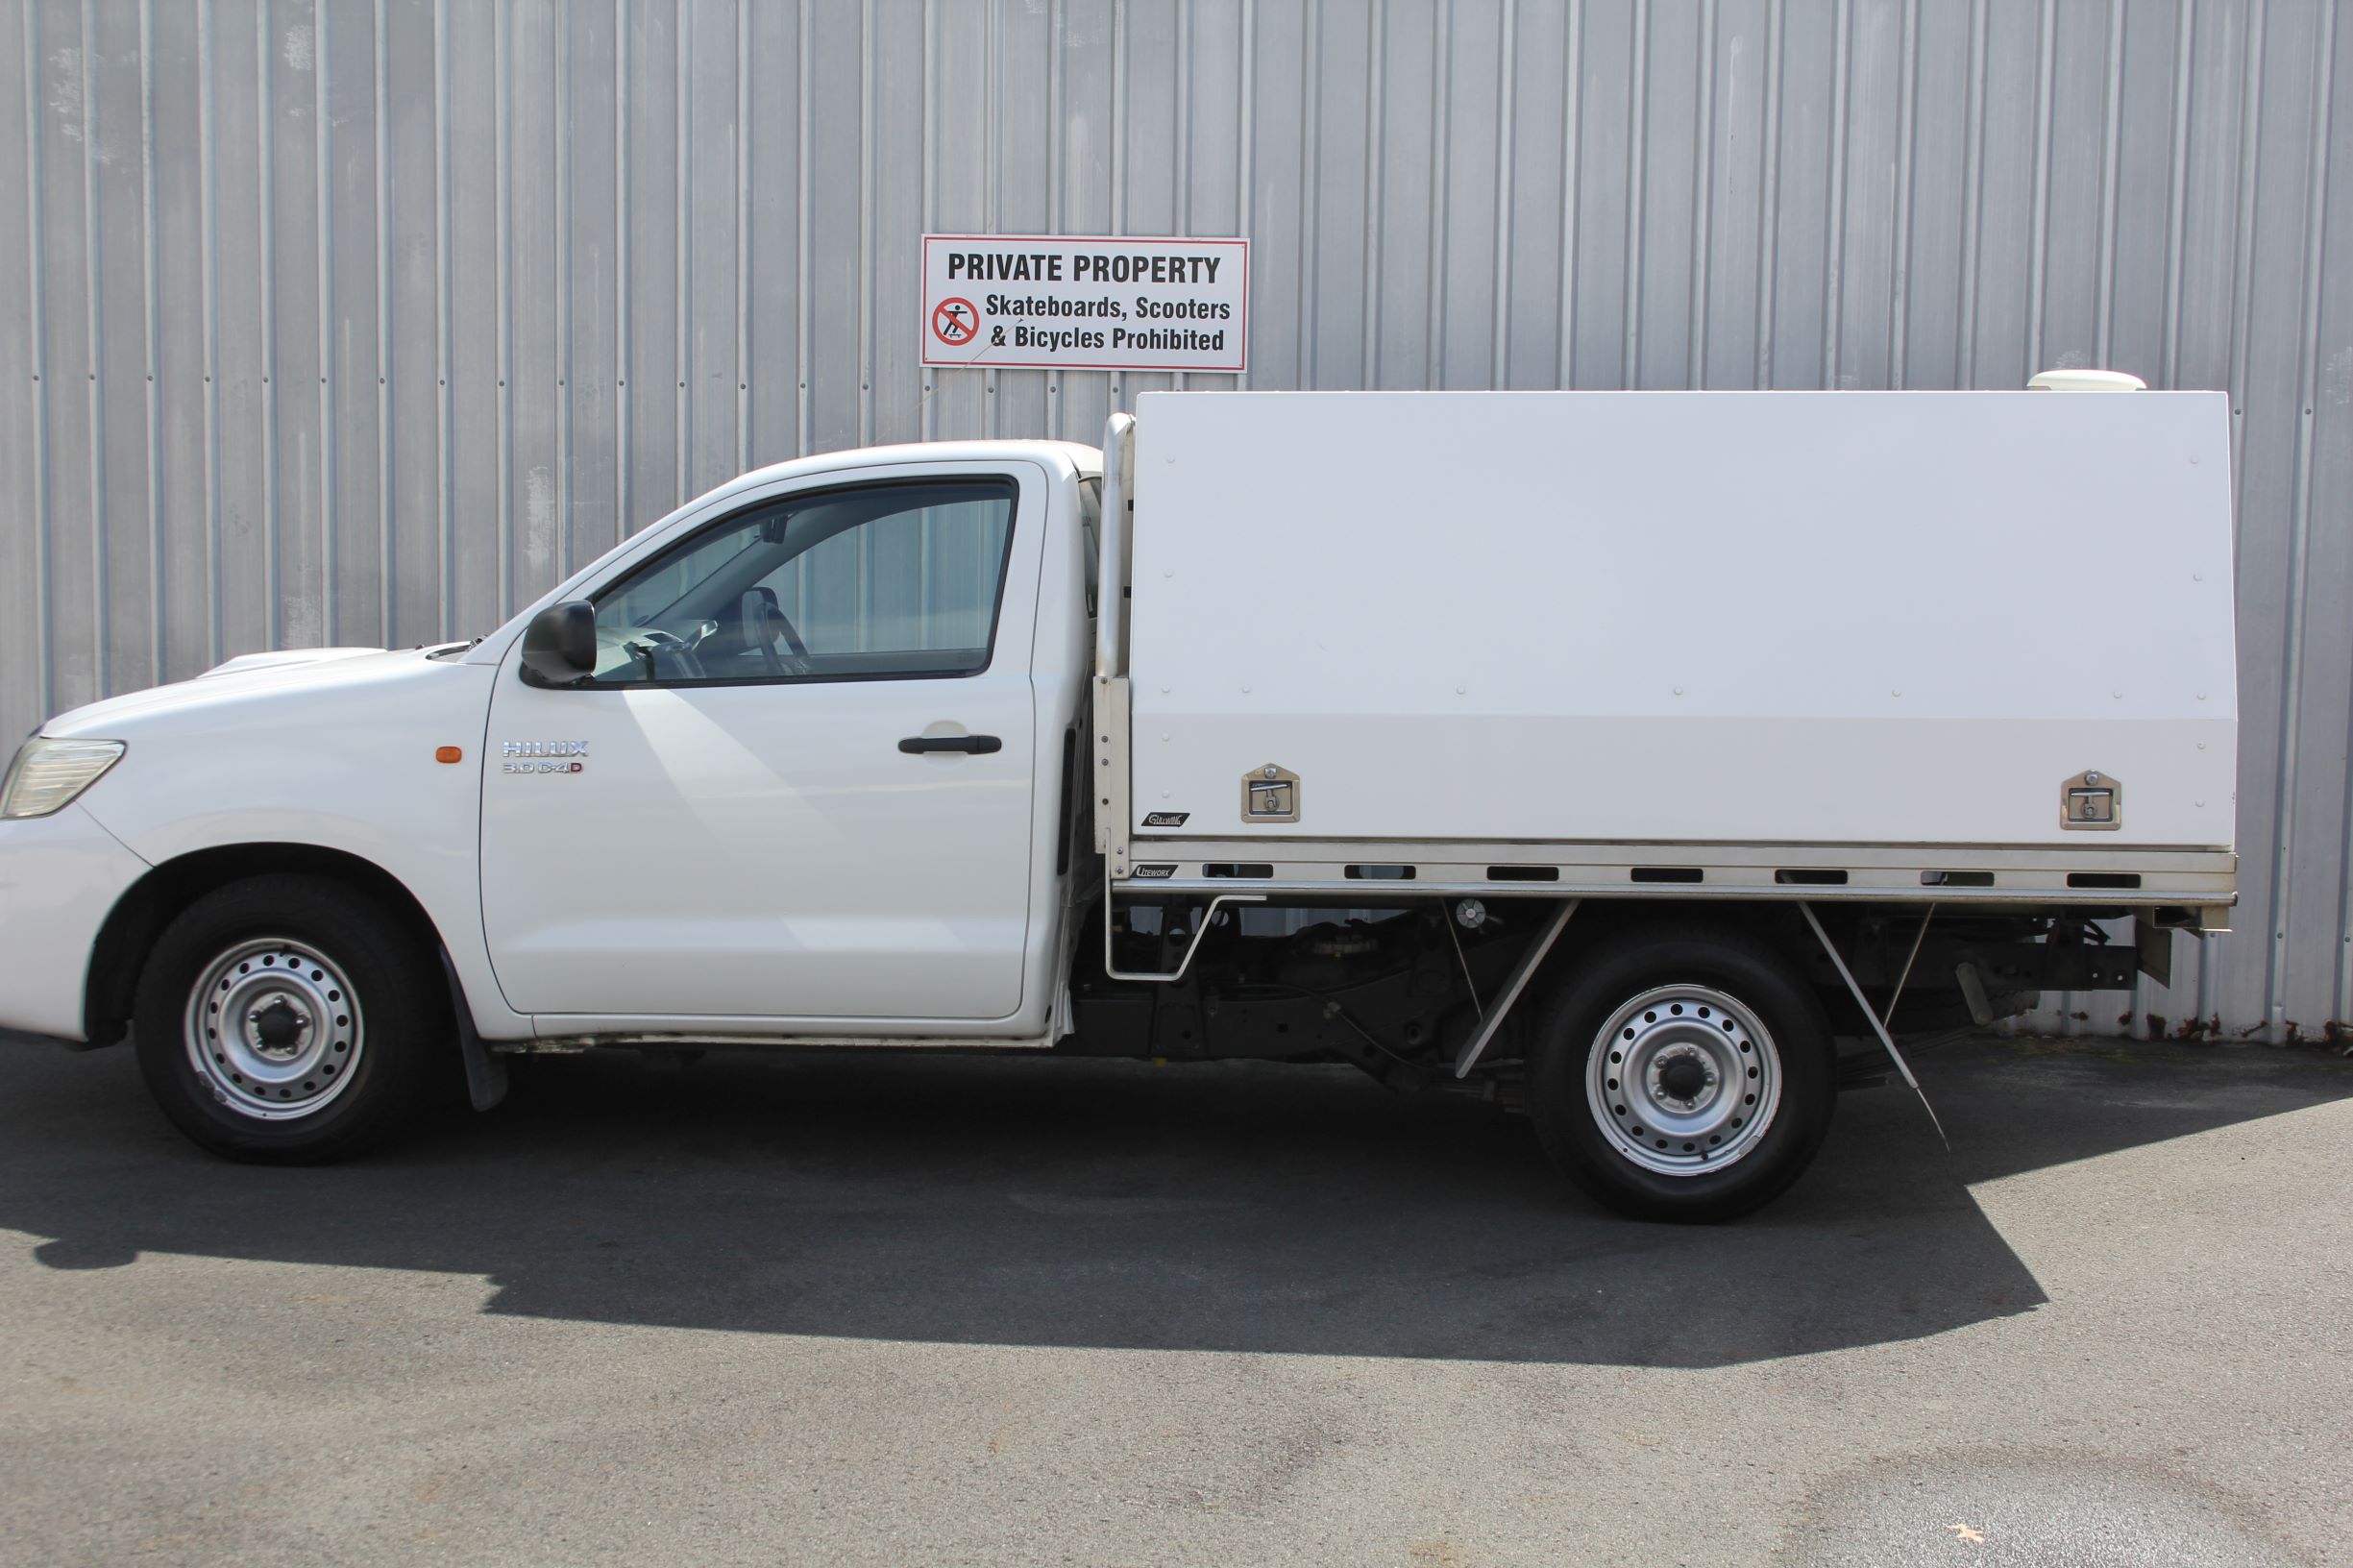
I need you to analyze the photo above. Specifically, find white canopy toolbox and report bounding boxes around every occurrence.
[1100,389,2237,913]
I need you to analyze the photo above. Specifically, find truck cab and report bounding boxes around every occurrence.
[0,442,1102,1144]
[478,444,1100,1040]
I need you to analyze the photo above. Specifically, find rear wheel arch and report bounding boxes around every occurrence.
[1513,899,1828,1037]
[84,844,453,1047]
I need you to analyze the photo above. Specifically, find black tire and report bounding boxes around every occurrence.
[1526,922,1836,1223]
[133,873,448,1164]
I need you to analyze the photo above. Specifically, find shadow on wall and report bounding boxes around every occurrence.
[1,1036,2346,1368]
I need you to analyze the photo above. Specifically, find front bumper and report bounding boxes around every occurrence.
[0,803,152,1041]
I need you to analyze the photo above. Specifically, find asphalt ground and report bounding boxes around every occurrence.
[0,1031,2347,1567]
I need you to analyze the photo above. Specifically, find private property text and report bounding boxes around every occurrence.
[921,234,1248,373]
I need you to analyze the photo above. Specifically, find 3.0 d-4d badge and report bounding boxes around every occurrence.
[502,740,588,774]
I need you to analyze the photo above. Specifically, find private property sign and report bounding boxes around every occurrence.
[921,234,1248,374]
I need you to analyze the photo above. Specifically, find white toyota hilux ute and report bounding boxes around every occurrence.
[0,388,2238,1222]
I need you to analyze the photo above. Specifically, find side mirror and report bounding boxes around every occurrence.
[518,600,598,687]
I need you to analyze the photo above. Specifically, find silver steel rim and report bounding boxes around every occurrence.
[1584,983,1782,1176]
[183,937,365,1121]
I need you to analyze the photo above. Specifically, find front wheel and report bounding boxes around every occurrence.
[133,873,447,1163]
[1526,924,1836,1223]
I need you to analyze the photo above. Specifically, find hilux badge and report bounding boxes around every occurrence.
[502,740,588,775]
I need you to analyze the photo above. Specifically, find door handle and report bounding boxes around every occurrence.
[898,734,1003,755]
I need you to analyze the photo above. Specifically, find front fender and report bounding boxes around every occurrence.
[65,654,526,1041]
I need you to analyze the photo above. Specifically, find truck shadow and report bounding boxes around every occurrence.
[2,1036,2346,1367]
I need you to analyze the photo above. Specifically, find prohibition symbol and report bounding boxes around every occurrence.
[932,297,980,347]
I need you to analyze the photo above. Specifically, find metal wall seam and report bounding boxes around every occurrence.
[314,0,336,644]
[1559,0,1583,386]
[1956,0,1985,385]
[2024,0,2055,376]
[1096,0,1115,409]
[1043,0,1060,433]
[1686,0,1714,388]
[1112,0,1126,361]
[2227,11,2267,754]
[871,0,889,444]
[914,0,933,620]
[734,0,748,475]
[552,1,572,574]
[1236,0,1255,392]
[20,0,53,715]
[673,0,689,501]
[1752,0,1780,386]
[1426,0,1450,389]
[1621,0,1647,387]
[198,0,219,665]
[2093,0,2125,367]
[256,0,280,649]
[2160,0,2194,387]
[858,0,873,450]
[77,0,105,694]
[1820,0,1849,388]
[613,0,630,530]
[137,0,161,684]
[2270,0,2337,1039]
[1299,0,1320,390]
[919,0,933,441]
[494,0,512,616]
[1358,0,1383,389]
[373,0,393,639]
[1887,0,1917,388]
[856,0,873,619]
[1490,0,1517,388]
[430,0,451,631]
[557,0,576,579]
[1172,0,1191,399]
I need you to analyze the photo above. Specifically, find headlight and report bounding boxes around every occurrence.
[0,737,127,819]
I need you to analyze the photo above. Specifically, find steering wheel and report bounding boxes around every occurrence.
[623,626,707,681]
[720,590,812,675]
[767,601,811,658]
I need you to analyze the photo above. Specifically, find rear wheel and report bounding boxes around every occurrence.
[133,873,446,1163]
[1527,924,1836,1222]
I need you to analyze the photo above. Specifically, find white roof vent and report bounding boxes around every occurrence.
[2027,368,2146,392]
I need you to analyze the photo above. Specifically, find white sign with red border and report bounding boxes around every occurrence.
[921,234,1248,374]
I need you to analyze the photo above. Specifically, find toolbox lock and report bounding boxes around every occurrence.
[1241,763,1300,823]
[2062,770,2121,830]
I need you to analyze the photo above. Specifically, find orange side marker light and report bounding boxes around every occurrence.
[435,746,463,764]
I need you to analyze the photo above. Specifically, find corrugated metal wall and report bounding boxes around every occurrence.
[1,0,2346,1039]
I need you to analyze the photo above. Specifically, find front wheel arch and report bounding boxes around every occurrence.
[85,843,455,1049]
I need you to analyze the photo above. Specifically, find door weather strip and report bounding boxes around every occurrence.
[1453,899,1581,1079]
[1798,901,1949,1150]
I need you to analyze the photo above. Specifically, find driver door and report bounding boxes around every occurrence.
[478,463,1043,1026]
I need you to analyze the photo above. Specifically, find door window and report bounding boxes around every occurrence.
[586,478,1017,684]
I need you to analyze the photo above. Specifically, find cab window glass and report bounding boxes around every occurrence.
[587,478,1017,684]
